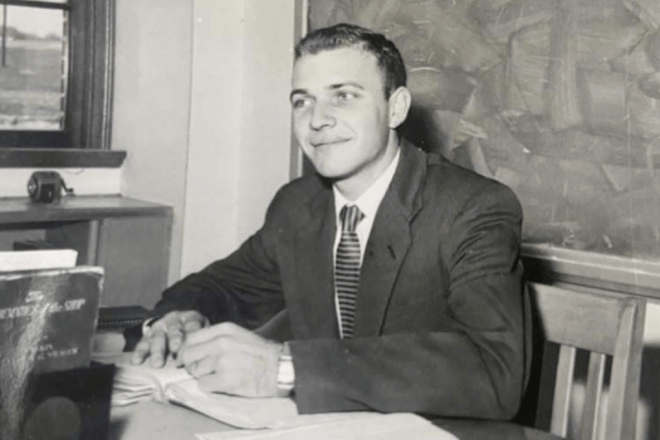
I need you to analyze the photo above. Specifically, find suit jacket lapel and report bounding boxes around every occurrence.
[291,183,340,338]
[354,142,427,337]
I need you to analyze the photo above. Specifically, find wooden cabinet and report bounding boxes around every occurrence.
[0,195,172,308]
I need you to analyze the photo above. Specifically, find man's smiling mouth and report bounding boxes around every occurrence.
[311,138,350,148]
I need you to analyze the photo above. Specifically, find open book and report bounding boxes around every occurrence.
[92,352,457,438]
[93,352,356,429]
[92,352,191,406]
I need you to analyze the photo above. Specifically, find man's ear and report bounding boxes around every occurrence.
[388,86,412,129]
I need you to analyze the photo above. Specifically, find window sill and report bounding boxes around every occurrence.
[0,149,126,168]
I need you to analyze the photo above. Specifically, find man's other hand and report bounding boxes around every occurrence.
[131,310,209,368]
[177,322,283,397]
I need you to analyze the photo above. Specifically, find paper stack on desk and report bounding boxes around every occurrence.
[0,249,78,271]
[195,413,459,440]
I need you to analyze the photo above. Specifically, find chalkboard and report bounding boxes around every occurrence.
[307,0,660,262]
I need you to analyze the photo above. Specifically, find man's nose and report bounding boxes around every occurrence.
[310,102,336,130]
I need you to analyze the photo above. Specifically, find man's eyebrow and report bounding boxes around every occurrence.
[290,82,365,101]
[290,89,307,101]
[329,82,364,91]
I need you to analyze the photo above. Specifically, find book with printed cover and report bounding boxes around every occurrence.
[0,266,104,374]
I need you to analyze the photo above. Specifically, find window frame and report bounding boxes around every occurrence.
[0,0,115,153]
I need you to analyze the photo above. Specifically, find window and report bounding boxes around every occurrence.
[0,0,114,150]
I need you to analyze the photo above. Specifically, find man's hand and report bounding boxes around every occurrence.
[177,322,283,397]
[131,310,209,368]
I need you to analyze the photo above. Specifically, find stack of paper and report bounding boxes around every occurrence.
[164,378,300,429]
[195,413,459,440]
[0,249,78,271]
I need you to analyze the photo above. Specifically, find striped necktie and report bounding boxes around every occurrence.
[335,205,364,339]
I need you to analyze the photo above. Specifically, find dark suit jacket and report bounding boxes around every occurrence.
[154,139,530,420]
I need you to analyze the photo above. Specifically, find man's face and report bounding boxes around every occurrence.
[291,47,399,195]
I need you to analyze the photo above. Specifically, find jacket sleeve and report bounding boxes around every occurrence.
[289,184,530,421]
[151,195,287,330]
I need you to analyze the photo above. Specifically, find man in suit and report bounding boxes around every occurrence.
[132,23,530,420]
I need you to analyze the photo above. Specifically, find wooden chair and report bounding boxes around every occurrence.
[529,282,646,440]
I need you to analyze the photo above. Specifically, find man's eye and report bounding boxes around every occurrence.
[336,91,356,101]
[291,97,311,109]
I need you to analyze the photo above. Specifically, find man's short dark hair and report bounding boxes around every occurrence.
[294,23,407,98]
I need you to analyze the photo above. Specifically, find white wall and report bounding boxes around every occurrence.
[114,0,296,282]
[113,0,194,283]
[182,0,244,277]
[236,0,297,241]
[180,0,295,277]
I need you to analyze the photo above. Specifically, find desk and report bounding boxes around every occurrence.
[95,329,561,440]
[109,400,561,440]
[0,195,172,307]
[435,419,561,440]
[109,400,226,440]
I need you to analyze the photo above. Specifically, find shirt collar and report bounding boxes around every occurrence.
[333,148,401,222]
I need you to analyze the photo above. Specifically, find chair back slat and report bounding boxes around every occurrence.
[550,345,576,437]
[529,283,646,440]
[579,352,605,440]
[605,301,645,440]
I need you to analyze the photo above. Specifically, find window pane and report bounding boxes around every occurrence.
[0,5,67,130]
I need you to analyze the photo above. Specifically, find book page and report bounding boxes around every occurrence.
[165,381,442,433]
[0,249,77,271]
[93,351,192,386]
[95,350,311,421]
[164,380,300,429]
[93,352,192,405]
[195,413,459,440]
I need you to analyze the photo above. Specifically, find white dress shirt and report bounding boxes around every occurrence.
[332,148,401,337]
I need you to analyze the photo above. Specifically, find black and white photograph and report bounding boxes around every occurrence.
[1,1,660,439]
